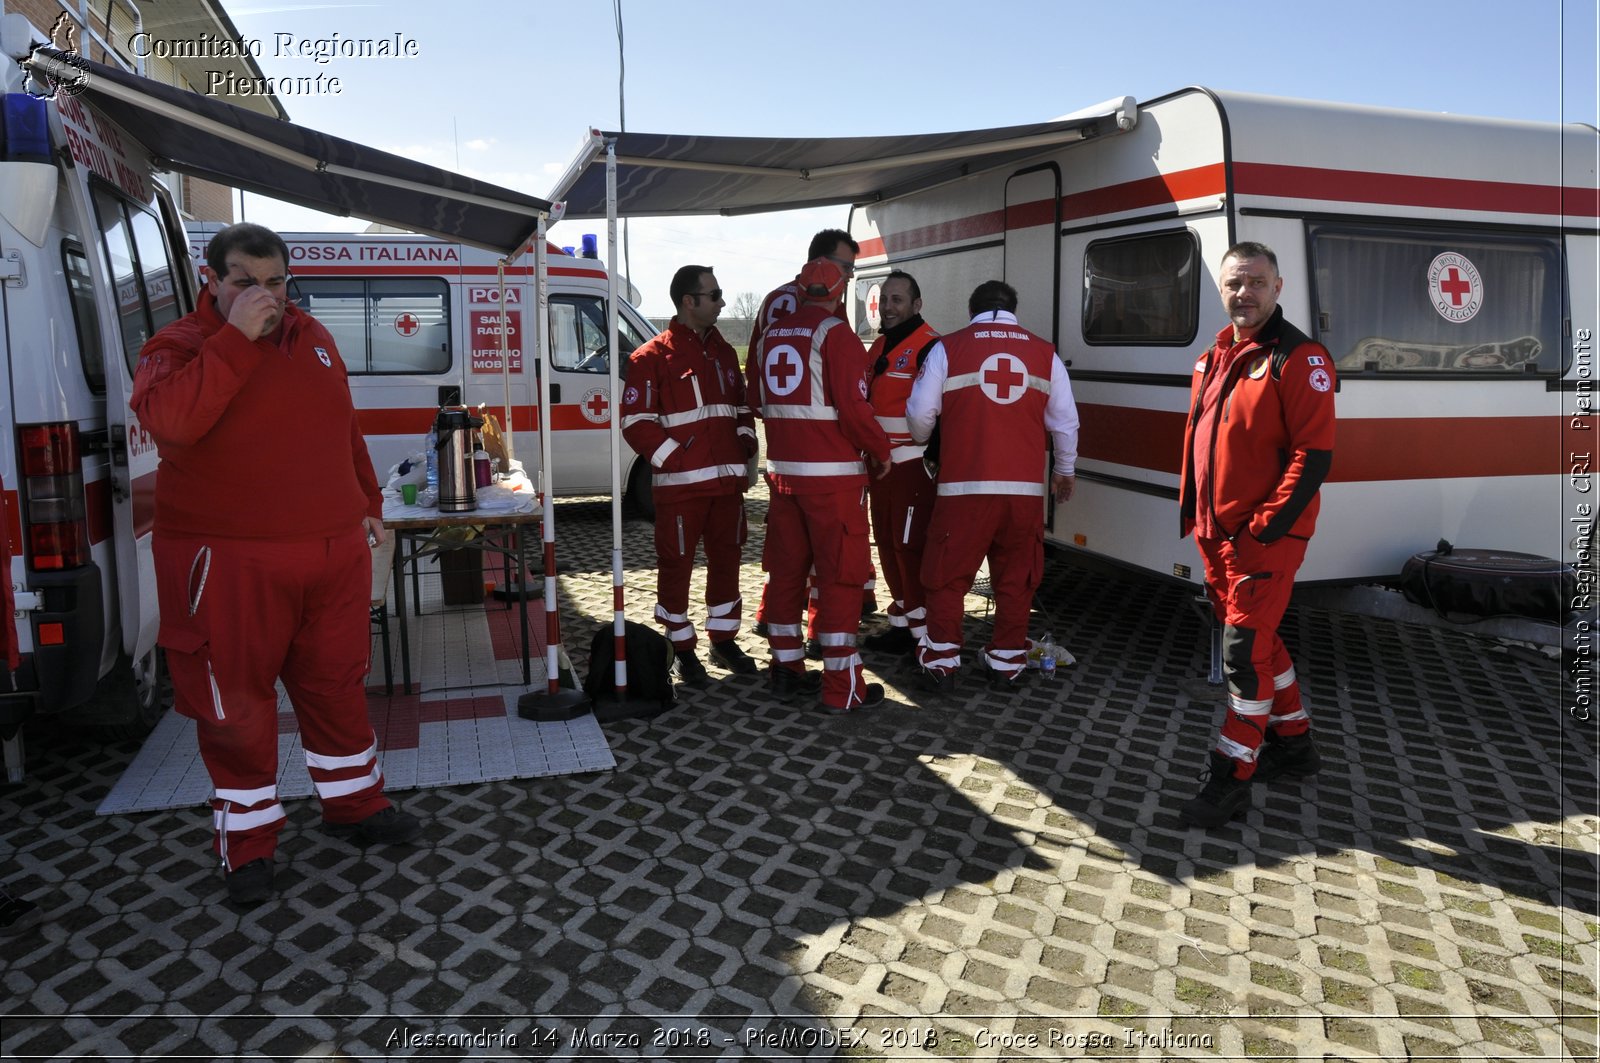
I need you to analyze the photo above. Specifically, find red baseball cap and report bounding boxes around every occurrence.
[797,257,846,304]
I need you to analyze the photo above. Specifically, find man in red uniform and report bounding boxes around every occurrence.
[132,223,419,907]
[906,281,1079,692]
[748,258,892,713]
[862,271,940,658]
[1177,242,1336,828]
[621,265,760,686]
[750,229,874,647]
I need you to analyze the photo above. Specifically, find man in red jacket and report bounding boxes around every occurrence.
[621,265,760,686]
[748,258,892,713]
[1177,242,1336,828]
[862,271,940,658]
[907,281,1079,693]
[131,223,419,908]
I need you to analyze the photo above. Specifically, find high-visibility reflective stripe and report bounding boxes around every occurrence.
[824,653,863,670]
[660,403,738,428]
[207,661,225,721]
[216,784,277,805]
[937,480,1044,497]
[1273,709,1310,725]
[1273,667,1297,690]
[1228,694,1274,717]
[761,405,839,421]
[905,606,926,620]
[622,412,658,429]
[654,605,688,624]
[313,765,382,800]
[707,598,742,617]
[651,438,679,468]
[920,652,960,669]
[736,426,756,439]
[886,613,908,629]
[213,803,286,833]
[766,459,865,477]
[774,647,806,662]
[704,617,740,632]
[984,649,1025,674]
[816,632,856,647]
[901,507,915,545]
[304,741,378,771]
[766,622,802,637]
[946,371,1051,394]
[654,463,748,486]
[889,445,925,464]
[876,415,910,434]
[1217,737,1258,763]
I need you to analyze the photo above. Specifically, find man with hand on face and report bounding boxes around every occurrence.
[862,271,940,658]
[131,223,418,909]
[1177,241,1336,829]
[621,265,760,687]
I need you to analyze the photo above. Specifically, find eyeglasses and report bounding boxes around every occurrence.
[689,289,724,302]
[826,256,856,276]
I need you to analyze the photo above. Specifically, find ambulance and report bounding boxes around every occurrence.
[185,226,662,512]
[844,89,1599,586]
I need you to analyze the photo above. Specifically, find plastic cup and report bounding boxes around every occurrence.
[401,483,418,505]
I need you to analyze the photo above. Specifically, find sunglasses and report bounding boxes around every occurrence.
[689,289,724,302]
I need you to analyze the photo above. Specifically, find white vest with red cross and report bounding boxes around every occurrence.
[935,320,1057,497]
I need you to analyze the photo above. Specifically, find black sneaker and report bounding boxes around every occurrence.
[326,806,423,846]
[804,638,823,661]
[1253,731,1321,783]
[918,668,957,695]
[862,626,915,654]
[225,858,275,907]
[819,682,886,715]
[708,640,761,676]
[769,666,822,702]
[0,889,41,935]
[983,664,1027,691]
[1179,752,1252,828]
[674,650,710,688]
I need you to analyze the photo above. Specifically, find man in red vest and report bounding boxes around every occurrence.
[1177,242,1335,828]
[749,229,876,648]
[132,223,419,908]
[621,265,760,686]
[748,258,893,713]
[906,280,1079,692]
[862,271,940,658]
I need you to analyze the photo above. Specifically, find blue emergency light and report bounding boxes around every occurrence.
[1,93,51,163]
[581,234,599,258]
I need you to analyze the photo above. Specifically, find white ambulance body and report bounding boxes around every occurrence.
[0,21,188,741]
[847,88,1598,585]
[186,226,660,509]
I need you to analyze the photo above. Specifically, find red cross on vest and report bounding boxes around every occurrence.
[979,353,1027,404]
[765,344,803,396]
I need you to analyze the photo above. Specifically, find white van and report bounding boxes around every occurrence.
[186,226,662,511]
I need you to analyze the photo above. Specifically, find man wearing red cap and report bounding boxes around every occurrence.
[907,280,1079,692]
[748,257,893,713]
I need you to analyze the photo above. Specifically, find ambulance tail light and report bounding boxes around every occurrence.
[18,424,89,571]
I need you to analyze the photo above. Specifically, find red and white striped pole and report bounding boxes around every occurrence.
[606,139,629,702]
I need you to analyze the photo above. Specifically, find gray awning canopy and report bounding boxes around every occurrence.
[27,49,553,255]
[547,100,1137,219]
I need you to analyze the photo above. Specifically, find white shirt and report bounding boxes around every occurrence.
[905,310,1079,475]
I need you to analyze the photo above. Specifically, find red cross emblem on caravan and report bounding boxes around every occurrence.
[1439,268,1472,307]
[394,313,420,337]
[764,344,804,396]
[979,352,1027,404]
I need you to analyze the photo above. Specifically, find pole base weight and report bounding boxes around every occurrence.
[517,688,592,722]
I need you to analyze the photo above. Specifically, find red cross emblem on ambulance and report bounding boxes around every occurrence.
[394,313,420,337]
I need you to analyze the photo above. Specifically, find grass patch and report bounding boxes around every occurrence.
[1318,947,1371,976]
[1524,934,1581,962]
[1250,961,1301,995]
[1392,961,1442,992]
[1175,976,1232,1013]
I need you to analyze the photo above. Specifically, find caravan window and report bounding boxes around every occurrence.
[1310,224,1565,375]
[92,186,181,372]
[549,296,649,374]
[292,278,450,374]
[1082,230,1201,345]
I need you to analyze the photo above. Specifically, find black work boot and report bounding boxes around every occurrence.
[674,651,710,688]
[225,858,275,907]
[1179,752,1252,828]
[708,640,761,676]
[769,666,822,702]
[862,626,915,655]
[1252,730,1321,783]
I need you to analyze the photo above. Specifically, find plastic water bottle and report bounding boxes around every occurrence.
[1039,632,1057,679]
[425,423,439,495]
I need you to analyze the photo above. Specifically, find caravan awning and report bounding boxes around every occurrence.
[26,50,553,255]
[547,100,1137,219]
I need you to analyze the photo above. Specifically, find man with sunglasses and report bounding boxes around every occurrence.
[748,229,877,646]
[622,265,761,687]
[131,222,419,909]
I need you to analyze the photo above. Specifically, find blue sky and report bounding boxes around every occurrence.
[220,0,1598,314]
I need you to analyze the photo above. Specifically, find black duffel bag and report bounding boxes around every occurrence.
[1400,540,1577,623]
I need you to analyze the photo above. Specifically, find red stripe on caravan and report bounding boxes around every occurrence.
[1233,162,1600,217]
[1078,403,1566,482]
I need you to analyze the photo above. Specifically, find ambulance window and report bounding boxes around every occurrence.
[93,191,151,368]
[1082,230,1200,345]
[548,296,647,374]
[128,209,181,336]
[294,280,367,364]
[62,242,106,395]
[292,278,450,374]
[1310,224,1565,375]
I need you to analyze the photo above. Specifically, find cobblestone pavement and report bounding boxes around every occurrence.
[1,487,1596,1061]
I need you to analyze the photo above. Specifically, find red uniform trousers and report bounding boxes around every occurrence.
[154,528,391,871]
[869,459,936,643]
[762,489,874,709]
[653,493,747,650]
[918,496,1044,679]
[1196,534,1312,779]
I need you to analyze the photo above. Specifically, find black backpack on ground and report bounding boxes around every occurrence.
[583,621,679,722]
